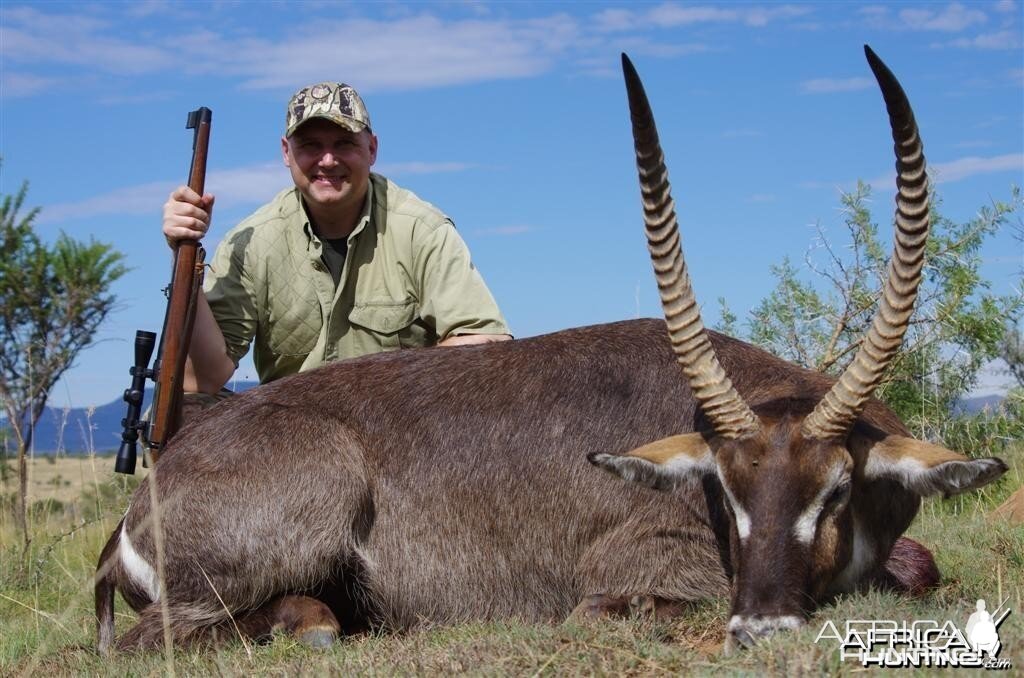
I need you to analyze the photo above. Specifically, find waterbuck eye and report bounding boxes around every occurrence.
[825,481,852,510]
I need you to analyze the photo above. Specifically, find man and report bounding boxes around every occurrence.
[163,82,511,395]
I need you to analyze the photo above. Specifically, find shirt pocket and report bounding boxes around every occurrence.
[348,298,418,350]
[267,287,323,357]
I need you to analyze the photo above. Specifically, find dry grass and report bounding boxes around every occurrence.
[17,454,148,506]
[1,440,1021,676]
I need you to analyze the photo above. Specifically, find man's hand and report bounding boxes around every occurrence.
[163,185,215,248]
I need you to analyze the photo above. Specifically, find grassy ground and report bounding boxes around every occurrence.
[1,443,1021,677]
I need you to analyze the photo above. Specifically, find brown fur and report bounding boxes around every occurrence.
[95,319,933,651]
[872,537,940,595]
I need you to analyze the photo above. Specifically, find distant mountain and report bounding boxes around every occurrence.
[20,382,258,455]
[953,394,1008,416]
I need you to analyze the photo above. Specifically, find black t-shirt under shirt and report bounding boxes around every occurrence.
[321,237,348,287]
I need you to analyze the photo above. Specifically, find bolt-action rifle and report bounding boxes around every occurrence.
[115,107,212,474]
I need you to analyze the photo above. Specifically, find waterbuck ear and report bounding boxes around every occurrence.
[587,433,714,492]
[864,435,1008,497]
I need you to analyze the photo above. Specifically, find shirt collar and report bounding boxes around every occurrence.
[299,178,375,244]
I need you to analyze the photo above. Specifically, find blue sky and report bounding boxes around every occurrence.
[2,1,1022,408]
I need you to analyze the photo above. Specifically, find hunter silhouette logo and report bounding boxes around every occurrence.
[815,596,1013,669]
[966,598,1010,658]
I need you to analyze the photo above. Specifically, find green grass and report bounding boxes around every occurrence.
[1,439,1021,677]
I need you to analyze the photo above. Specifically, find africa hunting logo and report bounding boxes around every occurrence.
[815,597,1012,669]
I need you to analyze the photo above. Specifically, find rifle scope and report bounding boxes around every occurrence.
[115,330,157,474]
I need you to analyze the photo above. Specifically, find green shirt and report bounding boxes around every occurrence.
[204,173,510,383]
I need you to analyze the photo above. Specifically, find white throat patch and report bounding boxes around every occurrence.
[831,513,875,594]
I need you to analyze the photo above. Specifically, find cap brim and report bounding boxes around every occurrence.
[286,113,368,137]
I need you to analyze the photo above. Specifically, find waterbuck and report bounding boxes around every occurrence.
[95,47,1007,654]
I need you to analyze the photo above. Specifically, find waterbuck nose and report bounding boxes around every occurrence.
[724,614,804,654]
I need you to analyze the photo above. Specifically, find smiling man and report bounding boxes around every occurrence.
[162,82,511,395]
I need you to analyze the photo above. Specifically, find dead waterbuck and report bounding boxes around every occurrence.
[95,47,1007,654]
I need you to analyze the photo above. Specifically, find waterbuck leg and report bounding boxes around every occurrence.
[116,595,341,651]
[235,595,341,648]
[115,602,220,651]
[570,593,689,621]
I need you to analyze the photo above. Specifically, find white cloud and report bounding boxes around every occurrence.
[182,14,580,92]
[742,5,814,27]
[592,3,811,32]
[975,115,1010,129]
[648,5,741,27]
[0,71,61,97]
[0,2,822,100]
[36,179,177,225]
[592,8,636,32]
[206,164,293,205]
[866,153,1024,188]
[800,77,874,93]
[37,164,287,225]
[969,358,1019,397]
[1,6,580,95]
[929,153,1024,183]
[36,161,474,224]
[955,140,994,149]
[858,5,891,18]
[609,37,711,61]
[0,6,172,75]
[123,0,176,18]
[993,0,1017,14]
[943,29,1022,49]
[898,2,988,31]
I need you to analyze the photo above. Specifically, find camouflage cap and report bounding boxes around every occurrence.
[285,82,371,137]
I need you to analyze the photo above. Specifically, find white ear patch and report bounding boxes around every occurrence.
[864,437,1008,497]
[590,453,667,490]
[588,433,715,492]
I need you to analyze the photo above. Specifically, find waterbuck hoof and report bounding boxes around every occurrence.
[570,593,688,621]
[570,594,633,619]
[297,627,338,649]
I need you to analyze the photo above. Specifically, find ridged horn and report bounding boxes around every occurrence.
[622,53,760,440]
[802,46,930,440]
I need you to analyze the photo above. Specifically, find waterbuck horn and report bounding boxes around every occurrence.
[622,53,760,440]
[802,46,930,441]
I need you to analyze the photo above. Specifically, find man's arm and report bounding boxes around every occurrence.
[182,292,236,393]
[163,185,237,393]
[437,333,512,347]
[414,221,513,345]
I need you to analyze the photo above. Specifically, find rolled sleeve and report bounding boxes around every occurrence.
[414,221,509,340]
[204,229,259,366]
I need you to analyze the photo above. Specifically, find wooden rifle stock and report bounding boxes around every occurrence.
[147,107,212,464]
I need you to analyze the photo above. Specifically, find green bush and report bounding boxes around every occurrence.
[79,474,139,522]
[29,497,65,517]
[927,390,1024,458]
